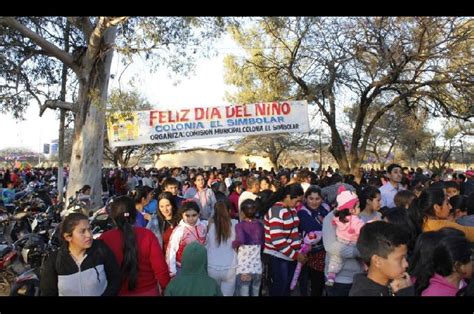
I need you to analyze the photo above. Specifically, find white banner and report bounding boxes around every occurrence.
[107,100,310,148]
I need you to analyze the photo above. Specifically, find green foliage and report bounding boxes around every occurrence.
[226,17,473,174]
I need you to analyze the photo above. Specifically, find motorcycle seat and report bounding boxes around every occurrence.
[0,244,12,258]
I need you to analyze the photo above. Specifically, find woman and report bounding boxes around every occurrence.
[263,183,306,296]
[40,213,120,296]
[183,173,216,220]
[129,186,154,227]
[411,187,474,241]
[206,200,238,296]
[100,196,170,296]
[147,191,180,253]
[296,186,329,296]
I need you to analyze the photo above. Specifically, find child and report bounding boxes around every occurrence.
[394,190,416,210]
[349,221,413,296]
[444,181,460,199]
[164,242,222,296]
[326,186,365,286]
[232,199,264,296]
[359,186,382,223]
[166,199,207,277]
[448,195,473,226]
[1,180,16,207]
[421,235,472,296]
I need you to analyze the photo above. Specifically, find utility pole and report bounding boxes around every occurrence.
[57,20,70,204]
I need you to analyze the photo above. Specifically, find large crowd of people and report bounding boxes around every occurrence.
[1,163,473,297]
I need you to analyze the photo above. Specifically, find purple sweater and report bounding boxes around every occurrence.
[232,220,264,249]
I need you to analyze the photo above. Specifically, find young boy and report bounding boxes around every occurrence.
[379,163,404,209]
[444,181,460,199]
[349,221,414,296]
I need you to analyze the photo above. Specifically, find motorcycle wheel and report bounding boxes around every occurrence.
[10,279,40,296]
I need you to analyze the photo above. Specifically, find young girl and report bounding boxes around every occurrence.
[232,199,264,296]
[228,182,243,220]
[358,186,382,223]
[129,186,154,227]
[421,235,472,296]
[326,186,365,286]
[263,183,305,296]
[100,196,170,296]
[166,200,207,277]
[206,200,238,296]
[40,213,120,296]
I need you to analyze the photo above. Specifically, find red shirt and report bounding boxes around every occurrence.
[228,191,240,219]
[100,227,170,296]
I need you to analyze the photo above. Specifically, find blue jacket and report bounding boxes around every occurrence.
[297,204,328,253]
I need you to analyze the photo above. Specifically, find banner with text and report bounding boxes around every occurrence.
[107,100,309,148]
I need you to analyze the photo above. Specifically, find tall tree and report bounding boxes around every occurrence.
[223,25,316,168]
[227,17,473,179]
[0,17,223,207]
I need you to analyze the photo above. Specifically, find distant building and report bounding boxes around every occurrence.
[153,148,273,170]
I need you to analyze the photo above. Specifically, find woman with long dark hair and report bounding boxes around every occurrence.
[100,196,170,296]
[206,200,238,296]
[40,213,120,296]
[408,187,474,241]
[263,183,306,296]
[296,186,328,296]
[147,191,180,253]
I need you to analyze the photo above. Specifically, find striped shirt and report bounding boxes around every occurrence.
[264,203,302,261]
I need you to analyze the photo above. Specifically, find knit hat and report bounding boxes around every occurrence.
[465,170,474,177]
[336,185,359,211]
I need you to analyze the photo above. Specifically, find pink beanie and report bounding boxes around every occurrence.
[336,185,359,211]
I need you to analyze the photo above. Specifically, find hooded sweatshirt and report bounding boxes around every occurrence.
[166,219,207,276]
[164,242,222,296]
[349,273,415,296]
[421,273,465,296]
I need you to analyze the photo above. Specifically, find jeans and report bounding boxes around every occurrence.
[236,273,262,296]
[299,265,325,296]
[208,267,236,296]
[325,282,352,296]
[268,255,297,296]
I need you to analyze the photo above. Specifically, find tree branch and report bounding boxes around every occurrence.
[1,17,80,74]
[40,100,77,117]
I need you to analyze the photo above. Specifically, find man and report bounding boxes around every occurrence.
[463,170,474,196]
[379,163,404,209]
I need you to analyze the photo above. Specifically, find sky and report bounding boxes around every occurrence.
[0,35,242,153]
[0,32,451,155]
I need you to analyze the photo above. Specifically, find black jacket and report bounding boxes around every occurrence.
[40,240,120,296]
[349,273,415,296]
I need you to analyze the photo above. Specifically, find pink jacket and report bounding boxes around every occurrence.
[422,273,466,296]
[332,214,365,243]
[166,219,207,276]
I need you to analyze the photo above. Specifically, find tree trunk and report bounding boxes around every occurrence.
[328,126,350,174]
[67,27,117,209]
[270,156,278,169]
